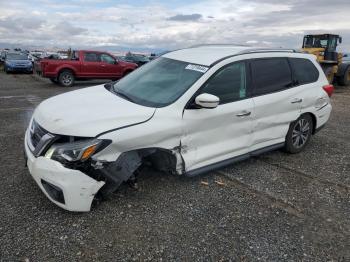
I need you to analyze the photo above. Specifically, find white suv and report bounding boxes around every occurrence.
[24,45,333,211]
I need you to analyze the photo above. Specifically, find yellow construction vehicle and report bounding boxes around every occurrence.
[302,34,350,85]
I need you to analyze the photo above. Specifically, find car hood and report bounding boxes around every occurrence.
[33,85,156,137]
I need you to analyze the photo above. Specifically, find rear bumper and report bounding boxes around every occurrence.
[24,130,105,212]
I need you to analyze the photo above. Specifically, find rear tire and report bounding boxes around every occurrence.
[338,66,350,86]
[284,114,313,154]
[324,67,334,84]
[58,70,75,87]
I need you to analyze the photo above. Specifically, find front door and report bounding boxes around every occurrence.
[181,61,254,172]
[100,53,122,78]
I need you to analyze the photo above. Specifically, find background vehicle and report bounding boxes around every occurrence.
[122,52,150,66]
[38,50,138,87]
[4,52,33,73]
[342,53,350,62]
[302,34,350,85]
[0,50,7,64]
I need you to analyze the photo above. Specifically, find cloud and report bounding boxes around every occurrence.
[0,0,349,52]
[167,14,202,22]
[0,17,45,33]
[52,21,88,36]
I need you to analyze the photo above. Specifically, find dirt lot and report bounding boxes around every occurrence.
[0,71,349,261]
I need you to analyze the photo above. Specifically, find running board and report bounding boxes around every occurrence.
[185,143,284,177]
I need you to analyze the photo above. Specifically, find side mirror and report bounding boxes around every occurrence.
[195,93,220,109]
[343,54,348,58]
[339,37,343,44]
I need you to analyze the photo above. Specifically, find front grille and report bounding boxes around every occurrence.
[28,120,56,157]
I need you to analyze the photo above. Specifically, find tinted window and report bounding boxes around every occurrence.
[84,52,100,62]
[101,54,115,64]
[201,62,247,104]
[251,58,292,96]
[289,58,319,85]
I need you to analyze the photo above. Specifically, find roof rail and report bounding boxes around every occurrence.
[237,48,299,55]
[189,43,250,48]
[210,48,302,67]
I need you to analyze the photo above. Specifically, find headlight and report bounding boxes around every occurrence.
[45,139,110,163]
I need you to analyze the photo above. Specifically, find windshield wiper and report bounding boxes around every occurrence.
[114,89,135,103]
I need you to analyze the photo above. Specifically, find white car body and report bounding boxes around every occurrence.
[24,45,332,211]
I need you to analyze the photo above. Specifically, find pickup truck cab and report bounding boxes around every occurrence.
[39,50,138,87]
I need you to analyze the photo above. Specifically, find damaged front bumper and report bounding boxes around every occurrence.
[24,132,105,212]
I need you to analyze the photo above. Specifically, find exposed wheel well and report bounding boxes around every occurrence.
[58,68,75,77]
[94,147,184,198]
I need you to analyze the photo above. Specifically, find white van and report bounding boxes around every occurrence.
[24,45,333,211]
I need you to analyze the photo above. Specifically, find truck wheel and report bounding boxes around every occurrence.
[324,67,334,84]
[338,66,350,86]
[58,70,75,87]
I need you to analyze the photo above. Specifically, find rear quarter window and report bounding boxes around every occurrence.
[289,58,319,85]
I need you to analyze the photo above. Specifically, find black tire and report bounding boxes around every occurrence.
[58,70,75,87]
[324,67,334,84]
[284,114,313,154]
[338,66,350,86]
[50,78,58,84]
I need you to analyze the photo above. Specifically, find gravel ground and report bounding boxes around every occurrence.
[0,71,349,261]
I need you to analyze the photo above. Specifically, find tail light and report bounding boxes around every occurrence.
[323,84,334,97]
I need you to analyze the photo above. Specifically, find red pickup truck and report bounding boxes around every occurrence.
[38,50,138,87]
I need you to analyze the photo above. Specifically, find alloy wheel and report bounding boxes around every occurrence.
[62,74,72,85]
[292,118,310,148]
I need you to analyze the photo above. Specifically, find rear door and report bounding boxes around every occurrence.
[81,52,102,77]
[100,53,122,78]
[182,61,255,171]
[249,57,301,150]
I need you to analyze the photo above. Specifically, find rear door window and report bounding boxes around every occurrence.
[289,58,319,85]
[84,52,100,62]
[251,58,292,96]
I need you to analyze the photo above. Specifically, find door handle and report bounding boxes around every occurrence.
[291,98,303,104]
[236,111,251,117]
[101,64,106,67]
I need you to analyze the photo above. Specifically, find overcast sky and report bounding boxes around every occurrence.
[0,0,350,51]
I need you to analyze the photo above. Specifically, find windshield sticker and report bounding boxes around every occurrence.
[185,64,209,73]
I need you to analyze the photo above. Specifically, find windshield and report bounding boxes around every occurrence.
[112,57,206,107]
[6,53,28,60]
